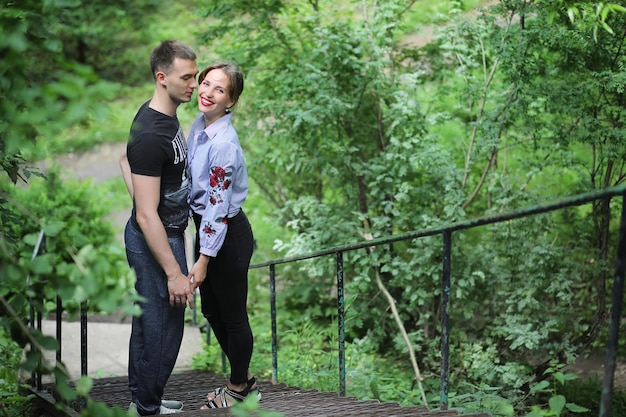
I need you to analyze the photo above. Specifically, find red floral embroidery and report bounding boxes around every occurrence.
[203,224,215,235]
[214,166,226,178]
[203,166,233,240]
[207,166,232,206]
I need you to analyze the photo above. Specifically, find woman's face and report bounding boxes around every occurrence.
[197,68,235,126]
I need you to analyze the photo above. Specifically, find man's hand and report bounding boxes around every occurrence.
[167,272,195,308]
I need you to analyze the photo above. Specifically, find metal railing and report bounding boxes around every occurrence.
[249,185,626,417]
[28,186,626,417]
[27,230,88,413]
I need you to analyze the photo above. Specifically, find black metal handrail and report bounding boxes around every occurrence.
[249,185,626,417]
[27,186,626,417]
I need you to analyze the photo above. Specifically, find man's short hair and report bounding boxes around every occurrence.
[150,40,196,80]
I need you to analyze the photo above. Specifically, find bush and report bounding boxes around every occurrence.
[0,167,140,414]
[557,376,626,417]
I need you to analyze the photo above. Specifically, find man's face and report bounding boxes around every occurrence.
[163,57,199,104]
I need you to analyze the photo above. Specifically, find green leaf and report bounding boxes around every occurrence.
[565,402,591,413]
[525,409,543,417]
[490,400,515,416]
[549,395,566,415]
[529,380,550,394]
[553,371,565,384]
[600,21,614,35]
[75,376,93,397]
[20,350,42,373]
[37,335,60,351]
[30,254,54,275]
[54,368,77,402]
[43,220,66,237]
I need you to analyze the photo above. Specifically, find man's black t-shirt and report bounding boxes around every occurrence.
[127,101,189,234]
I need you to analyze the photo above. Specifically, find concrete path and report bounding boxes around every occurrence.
[40,319,205,383]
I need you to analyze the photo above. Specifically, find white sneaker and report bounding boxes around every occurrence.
[159,400,183,410]
[156,405,183,414]
[128,401,184,415]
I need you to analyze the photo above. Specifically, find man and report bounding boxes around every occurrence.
[120,40,198,416]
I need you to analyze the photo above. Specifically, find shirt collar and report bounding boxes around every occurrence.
[204,113,233,140]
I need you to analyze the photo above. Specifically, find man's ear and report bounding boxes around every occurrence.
[155,71,167,86]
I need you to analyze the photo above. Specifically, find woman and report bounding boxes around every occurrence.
[187,61,260,408]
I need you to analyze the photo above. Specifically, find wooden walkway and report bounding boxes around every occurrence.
[39,369,491,417]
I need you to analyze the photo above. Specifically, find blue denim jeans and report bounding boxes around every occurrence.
[124,219,187,416]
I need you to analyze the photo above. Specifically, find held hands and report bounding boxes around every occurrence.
[188,255,209,291]
[167,271,195,308]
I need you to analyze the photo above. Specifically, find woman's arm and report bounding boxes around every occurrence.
[119,151,134,199]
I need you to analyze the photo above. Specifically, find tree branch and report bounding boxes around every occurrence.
[361,222,429,408]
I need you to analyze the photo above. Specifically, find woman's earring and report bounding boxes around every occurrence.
[225,107,231,113]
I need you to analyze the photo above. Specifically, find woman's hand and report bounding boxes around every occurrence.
[189,255,210,291]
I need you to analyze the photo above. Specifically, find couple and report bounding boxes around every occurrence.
[120,40,259,415]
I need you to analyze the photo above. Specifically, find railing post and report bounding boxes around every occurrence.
[28,230,45,391]
[36,309,42,391]
[30,300,35,389]
[79,301,88,410]
[336,251,346,397]
[56,296,62,365]
[440,231,452,410]
[80,301,88,377]
[270,263,278,384]
[600,194,626,417]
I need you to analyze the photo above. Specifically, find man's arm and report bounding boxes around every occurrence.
[132,173,194,307]
[120,152,134,199]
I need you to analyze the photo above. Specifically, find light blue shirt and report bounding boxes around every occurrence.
[188,112,248,257]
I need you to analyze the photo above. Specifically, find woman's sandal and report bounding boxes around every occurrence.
[204,377,261,401]
[246,377,262,401]
[202,377,261,409]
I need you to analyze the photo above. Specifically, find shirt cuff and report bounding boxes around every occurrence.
[199,247,218,257]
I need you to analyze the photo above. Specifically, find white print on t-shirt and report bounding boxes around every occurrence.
[172,128,187,165]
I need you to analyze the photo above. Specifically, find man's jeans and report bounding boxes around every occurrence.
[124,220,187,416]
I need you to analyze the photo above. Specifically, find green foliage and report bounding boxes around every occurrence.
[9,0,191,85]
[0,2,199,412]
[524,362,590,416]
[193,307,436,405]
[452,382,516,416]
[0,328,31,415]
[0,168,138,413]
[229,395,284,417]
[538,1,626,40]
[191,0,626,415]
[0,0,119,188]
[557,376,626,417]
[3,0,626,415]
[0,0,198,171]
[1,168,137,315]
